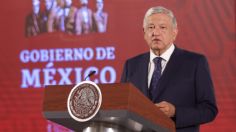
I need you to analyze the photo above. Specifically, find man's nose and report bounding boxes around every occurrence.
[152,28,161,36]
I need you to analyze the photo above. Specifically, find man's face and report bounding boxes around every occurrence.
[96,2,103,11]
[45,0,53,10]
[96,0,103,11]
[144,13,178,55]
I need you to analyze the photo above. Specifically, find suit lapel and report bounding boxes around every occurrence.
[153,47,183,101]
[136,53,150,97]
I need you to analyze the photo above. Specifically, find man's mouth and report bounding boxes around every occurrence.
[152,38,161,42]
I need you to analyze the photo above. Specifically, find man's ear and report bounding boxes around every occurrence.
[173,28,178,40]
[174,28,178,34]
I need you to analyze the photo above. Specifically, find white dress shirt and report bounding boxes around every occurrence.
[148,44,175,88]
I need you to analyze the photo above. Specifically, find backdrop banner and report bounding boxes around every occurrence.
[0,0,235,131]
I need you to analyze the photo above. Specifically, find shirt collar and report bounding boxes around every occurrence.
[150,44,175,62]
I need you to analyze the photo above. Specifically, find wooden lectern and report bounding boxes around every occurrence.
[43,83,175,132]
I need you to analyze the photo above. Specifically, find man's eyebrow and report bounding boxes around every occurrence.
[159,24,167,26]
[147,23,155,26]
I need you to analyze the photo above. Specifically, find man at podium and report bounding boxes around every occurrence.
[121,6,218,132]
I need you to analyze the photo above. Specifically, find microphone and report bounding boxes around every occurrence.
[84,70,96,80]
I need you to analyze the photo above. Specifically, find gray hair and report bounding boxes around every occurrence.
[143,6,177,28]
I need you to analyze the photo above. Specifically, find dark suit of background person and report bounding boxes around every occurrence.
[25,0,47,37]
[121,6,218,132]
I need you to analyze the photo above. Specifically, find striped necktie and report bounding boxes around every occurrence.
[149,57,162,101]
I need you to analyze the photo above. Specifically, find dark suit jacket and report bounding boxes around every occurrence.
[121,47,218,132]
[25,12,47,37]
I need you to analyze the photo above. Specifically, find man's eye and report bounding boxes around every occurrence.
[148,26,154,30]
[161,26,166,29]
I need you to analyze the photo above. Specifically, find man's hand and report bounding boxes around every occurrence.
[155,101,176,117]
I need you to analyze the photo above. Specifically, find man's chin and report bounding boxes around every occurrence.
[151,44,162,50]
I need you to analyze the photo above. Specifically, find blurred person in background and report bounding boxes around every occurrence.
[64,0,77,34]
[93,0,108,33]
[25,0,47,37]
[75,0,93,35]
[47,0,66,32]
[42,0,55,31]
